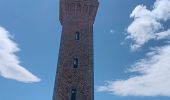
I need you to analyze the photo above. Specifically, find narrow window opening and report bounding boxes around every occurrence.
[73,58,78,68]
[71,88,77,100]
[75,32,80,40]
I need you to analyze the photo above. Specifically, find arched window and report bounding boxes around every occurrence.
[75,32,80,40]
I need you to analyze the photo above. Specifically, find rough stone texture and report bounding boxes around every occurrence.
[53,0,98,100]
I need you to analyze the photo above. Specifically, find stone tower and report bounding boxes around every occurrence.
[53,0,99,100]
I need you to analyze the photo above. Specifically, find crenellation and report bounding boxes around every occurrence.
[60,0,98,25]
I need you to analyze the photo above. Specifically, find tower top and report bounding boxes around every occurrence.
[59,0,99,25]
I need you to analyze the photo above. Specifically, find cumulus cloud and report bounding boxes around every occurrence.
[97,0,170,97]
[0,26,41,83]
[126,0,170,50]
[156,29,170,40]
[97,45,170,96]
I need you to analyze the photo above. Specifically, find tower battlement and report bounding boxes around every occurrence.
[60,0,98,25]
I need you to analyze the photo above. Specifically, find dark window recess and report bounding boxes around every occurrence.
[71,88,77,100]
[75,32,80,40]
[73,58,79,68]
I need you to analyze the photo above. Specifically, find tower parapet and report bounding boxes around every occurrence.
[60,0,99,25]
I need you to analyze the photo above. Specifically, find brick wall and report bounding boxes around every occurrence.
[53,0,98,100]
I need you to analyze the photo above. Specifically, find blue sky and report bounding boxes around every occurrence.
[0,0,170,100]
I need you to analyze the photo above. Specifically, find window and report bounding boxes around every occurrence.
[75,32,80,40]
[71,88,77,100]
[73,58,79,68]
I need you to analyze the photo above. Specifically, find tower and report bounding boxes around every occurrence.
[53,0,99,100]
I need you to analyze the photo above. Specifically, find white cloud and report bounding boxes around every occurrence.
[156,29,170,40]
[97,45,170,96]
[97,0,170,97]
[126,0,170,50]
[0,26,41,83]
[153,0,170,21]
